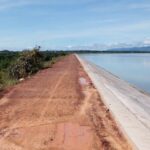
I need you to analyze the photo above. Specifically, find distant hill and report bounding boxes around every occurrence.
[1,46,150,53]
[110,46,150,52]
[66,46,150,53]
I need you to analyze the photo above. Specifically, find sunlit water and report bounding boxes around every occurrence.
[80,53,150,94]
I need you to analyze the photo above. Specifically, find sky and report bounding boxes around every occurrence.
[0,0,150,50]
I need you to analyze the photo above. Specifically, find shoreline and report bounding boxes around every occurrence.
[76,54,150,150]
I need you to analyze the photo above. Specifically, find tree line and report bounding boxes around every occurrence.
[0,48,67,90]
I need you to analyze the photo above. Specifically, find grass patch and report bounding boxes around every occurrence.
[0,71,18,90]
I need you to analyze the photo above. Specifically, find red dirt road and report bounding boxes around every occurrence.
[0,55,132,150]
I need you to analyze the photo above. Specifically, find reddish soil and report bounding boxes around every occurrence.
[0,55,132,150]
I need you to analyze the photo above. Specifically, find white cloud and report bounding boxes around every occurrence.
[0,19,150,50]
[63,38,150,50]
[0,0,94,11]
[128,3,150,10]
[0,0,37,11]
[89,1,150,13]
[62,42,134,50]
[143,39,150,45]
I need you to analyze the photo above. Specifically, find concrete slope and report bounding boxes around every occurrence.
[77,55,150,150]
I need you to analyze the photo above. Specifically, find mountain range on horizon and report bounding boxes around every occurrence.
[109,45,150,52]
[1,45,150,52]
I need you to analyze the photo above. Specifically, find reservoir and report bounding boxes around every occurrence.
[81,53,150,94]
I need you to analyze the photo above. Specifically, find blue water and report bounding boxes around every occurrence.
[81,53,150,94]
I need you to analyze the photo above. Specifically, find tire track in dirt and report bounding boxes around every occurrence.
[0,74,58,143]
[39,70,68,120]
[0,58,70,146]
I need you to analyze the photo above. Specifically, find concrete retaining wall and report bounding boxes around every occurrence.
[76,55,150,150]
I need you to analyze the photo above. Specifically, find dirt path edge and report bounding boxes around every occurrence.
[76,54,137,150]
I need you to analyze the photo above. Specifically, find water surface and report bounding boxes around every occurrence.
[81,53,150,94]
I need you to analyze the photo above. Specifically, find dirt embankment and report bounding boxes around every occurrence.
[0,55,132,150]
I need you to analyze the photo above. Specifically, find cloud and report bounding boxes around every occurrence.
[0,0,94,11]
[143,39,150,45]
[1,0,150,13]
[128,3,150,10]
[63,44,109,50]
[63,39,150,51]
[0,19,150,49]
[0,0,150,50]
[0,0,35,11]
[89,1,150,13]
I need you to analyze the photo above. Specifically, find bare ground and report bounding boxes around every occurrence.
[0,55,132,150]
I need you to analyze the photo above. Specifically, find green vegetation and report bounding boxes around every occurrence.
[9,49,43,79]
[0,50,19,90]
[1,48,149,90]
[0,48,67,90]
[3,47,147,91]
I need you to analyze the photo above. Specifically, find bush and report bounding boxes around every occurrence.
[41,51,67,62]
[9,49,42,79]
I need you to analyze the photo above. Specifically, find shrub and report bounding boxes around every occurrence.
[9,49,42,79]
